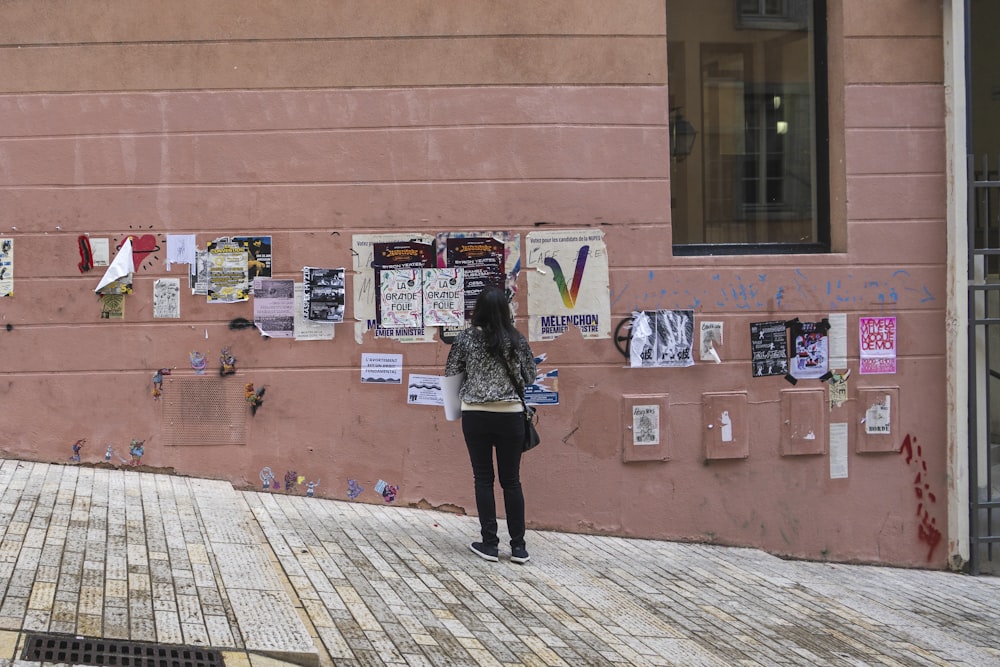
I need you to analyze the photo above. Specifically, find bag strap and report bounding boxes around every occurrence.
[499,351,529,409]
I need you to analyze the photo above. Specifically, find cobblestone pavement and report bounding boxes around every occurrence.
[0,460,996,666]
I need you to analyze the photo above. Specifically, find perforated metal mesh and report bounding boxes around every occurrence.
[161,376,247,447]
[22,634,224,667]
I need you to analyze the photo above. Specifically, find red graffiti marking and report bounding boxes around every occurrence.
[899,434,941,562]
[900,434,914,463]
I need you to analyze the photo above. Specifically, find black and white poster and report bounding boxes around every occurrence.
[750,320,789,377]
[629,310,695,368]
[302,267,346,323]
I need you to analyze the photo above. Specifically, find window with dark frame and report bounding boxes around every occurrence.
[667,0,828,254]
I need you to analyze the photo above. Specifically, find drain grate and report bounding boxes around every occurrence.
[21,633,224,667]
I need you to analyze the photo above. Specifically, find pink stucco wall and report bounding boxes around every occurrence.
[0,1,950,567]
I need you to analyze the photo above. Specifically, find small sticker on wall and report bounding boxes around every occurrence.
[374,479,398,503]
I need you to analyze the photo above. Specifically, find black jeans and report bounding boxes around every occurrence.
[461,410,526,550]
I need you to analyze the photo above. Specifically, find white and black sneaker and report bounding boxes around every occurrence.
[469,542,499,562]
[510,547,530,564]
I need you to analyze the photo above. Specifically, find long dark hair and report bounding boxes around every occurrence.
[470,287,519,360]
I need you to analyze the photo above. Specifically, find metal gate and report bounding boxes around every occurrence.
[968,154,1000,574]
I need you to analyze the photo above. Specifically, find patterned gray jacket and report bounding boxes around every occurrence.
[444,327,536,404]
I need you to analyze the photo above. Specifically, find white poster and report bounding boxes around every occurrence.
[91,238,110,267]
[379,268,423,328]
[865,395,891,434]
[166,234,197,270]
[830,422,848,479]
[153,279,181,318]
[406,374,444,406]
[699,321,723,363]
[361,353,403,384]
[253,278,294,338]
[827,313,848,369]
[526,229,611,341]
[422,268,464,327]
[632,405,660,445]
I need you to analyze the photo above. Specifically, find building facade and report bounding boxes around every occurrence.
[0,1,984,570]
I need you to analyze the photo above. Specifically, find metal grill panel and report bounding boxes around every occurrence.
[969,154,1000,574]
[161,375,248,447]
[21,634,224,667]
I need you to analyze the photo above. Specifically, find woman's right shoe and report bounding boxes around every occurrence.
[469,542,499,562]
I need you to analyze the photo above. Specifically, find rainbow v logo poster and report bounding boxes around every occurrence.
[525,229,610,341]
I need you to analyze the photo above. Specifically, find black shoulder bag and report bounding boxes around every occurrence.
[502,353,541,452]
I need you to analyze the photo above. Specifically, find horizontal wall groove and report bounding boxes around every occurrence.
[0,83,670,96]
[0,177,671,189]
[0,123,669,141]
[0,34,666,49]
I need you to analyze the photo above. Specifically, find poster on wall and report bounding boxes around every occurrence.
[406,374,444,406]
[789,320,829,380]
[206,238,250,303]
[865,395,892,434]
[445,237,505,320]
[361,353,403,384]
[153,279,181,318]
[233,235,273,289]
[421,268,464,327]
[750,320,789,377]
[378,268,423,328]
[437,231,518,301]
[293,283,334,341]
[0,238,13,297]
[699,321,723,363]
[166,234,196,271]
[525,229,611,342]
[101,294,125,319]
[629,310,694,368]
[859,316,897,374]
[91,238,110,268]
[352,233,435,343]
[524,352,559,405]
[632,405,660,446]
[190,248,210,295]
[302,267,345,323]
[253,278,295,337]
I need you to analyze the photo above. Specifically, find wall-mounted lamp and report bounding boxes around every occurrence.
[669,110,697,161]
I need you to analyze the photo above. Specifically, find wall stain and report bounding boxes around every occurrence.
[621,268,937,313]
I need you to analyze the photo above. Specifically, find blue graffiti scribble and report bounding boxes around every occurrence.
[775,286,785,309]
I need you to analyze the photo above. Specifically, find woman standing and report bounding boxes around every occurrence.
[445,287,537,564]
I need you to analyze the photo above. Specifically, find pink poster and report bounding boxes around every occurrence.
[859,316,897,374]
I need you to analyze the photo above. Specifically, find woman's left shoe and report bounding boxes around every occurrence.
[510,547,530,564]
